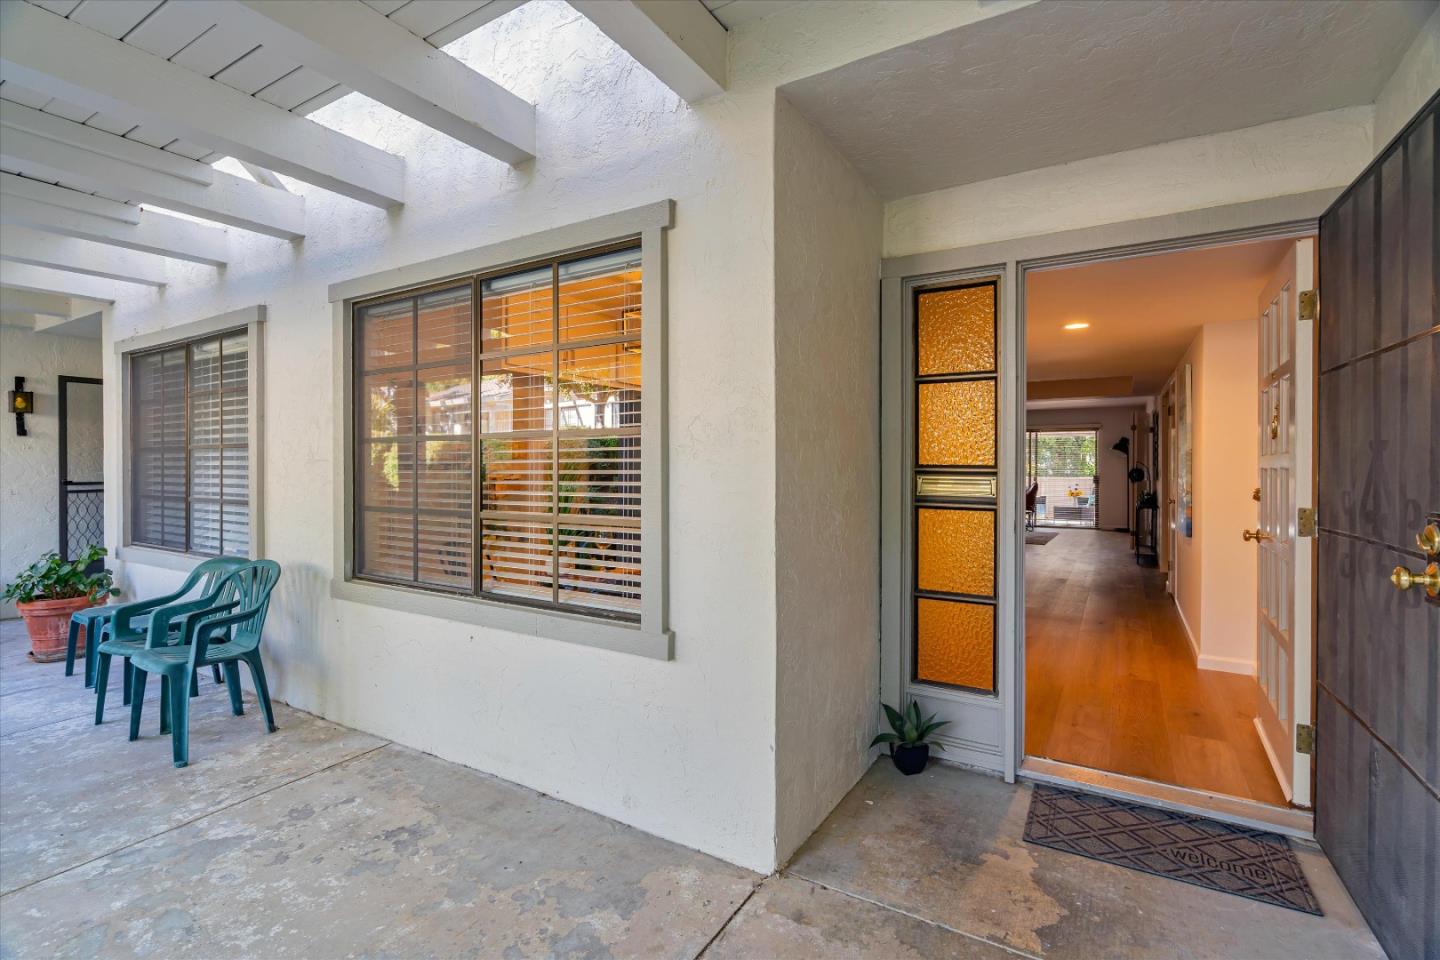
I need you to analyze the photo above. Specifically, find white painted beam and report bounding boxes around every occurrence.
[0,0,406,207]
[0,100,212,185]
[570,0,726,103]
[0,192,228,267]
[0,261,120,302]
[238,161,289,192]
[425,0,529,48]
[0,171,142,224]
[1,225,169,286]
[0,125,306,239]
[209,0,535,163]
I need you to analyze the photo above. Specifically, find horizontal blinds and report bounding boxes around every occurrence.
[1027,430,1096,478]
[129,330,249,556]
[357,244,643,621]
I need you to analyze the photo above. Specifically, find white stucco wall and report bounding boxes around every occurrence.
[1373,5,1440,153]
[0,325,103,617]
[883,106,1376,259]
[103,1,790,871]
[772,95,883,863]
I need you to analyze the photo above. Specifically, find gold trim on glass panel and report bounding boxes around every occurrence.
[915,475,997,500]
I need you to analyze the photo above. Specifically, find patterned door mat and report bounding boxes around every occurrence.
[1023,785,1321,915]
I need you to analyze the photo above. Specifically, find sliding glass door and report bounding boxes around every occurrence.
[1025,429,1098,528]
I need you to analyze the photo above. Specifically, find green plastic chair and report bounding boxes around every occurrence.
[93,557,248,724]
[129,560,282,768]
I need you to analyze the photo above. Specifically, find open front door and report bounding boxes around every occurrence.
[1253,238,1315,807]
[1314,95,1437,960]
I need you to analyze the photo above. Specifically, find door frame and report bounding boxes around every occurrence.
[57,375,104,563]
[880,190,1336,803]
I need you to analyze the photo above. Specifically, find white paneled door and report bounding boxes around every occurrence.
[1252,238,1315,807]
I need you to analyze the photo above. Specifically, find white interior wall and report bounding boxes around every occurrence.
[1024,405,1147,533]
[0,325,102,618]
[1373,5,1440,153]
[883,106,1375,259]
[1167,319,1261,674]
[772,95,882,863]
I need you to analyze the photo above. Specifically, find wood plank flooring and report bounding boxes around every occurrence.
[1024,528,1287,806]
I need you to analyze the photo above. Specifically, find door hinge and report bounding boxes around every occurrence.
[1296,723,1316,755]
[1298,289,1318,322]
[1297,507,1316,537]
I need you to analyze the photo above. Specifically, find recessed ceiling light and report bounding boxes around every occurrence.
[1063,321,1090,331]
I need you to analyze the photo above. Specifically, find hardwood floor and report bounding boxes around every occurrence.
[1024,528,1286,806]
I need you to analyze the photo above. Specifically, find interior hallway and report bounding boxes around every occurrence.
[1025,529,1286,805]
[0,620,1378,959]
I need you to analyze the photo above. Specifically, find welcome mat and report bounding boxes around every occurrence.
[1023,785,1321,915]
[1025,531,1058,545]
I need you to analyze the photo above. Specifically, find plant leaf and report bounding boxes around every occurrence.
[869,733,900,747]
[882,703,905,736]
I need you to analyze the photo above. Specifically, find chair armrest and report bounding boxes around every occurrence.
[145,597,236,649]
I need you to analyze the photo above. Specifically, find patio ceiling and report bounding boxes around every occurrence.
[0,0,729,304]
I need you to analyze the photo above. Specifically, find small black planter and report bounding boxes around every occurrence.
[891,743,929,776]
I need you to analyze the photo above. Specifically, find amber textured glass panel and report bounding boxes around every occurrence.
[917,284,995,375]
[917,508,994,597]
[915,598,994,691]
[918,379,995,465]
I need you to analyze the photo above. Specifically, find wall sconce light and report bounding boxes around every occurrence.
[8,377,34,436]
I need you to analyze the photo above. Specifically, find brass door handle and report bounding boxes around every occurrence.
[1391,562,1440,598]
[1242,528,1273,543]
[1418,523,1440,557]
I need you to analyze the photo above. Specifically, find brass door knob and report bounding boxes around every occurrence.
[1242,528,1273,543]
[1391,562,1440,598]
[1417,523,1440,558]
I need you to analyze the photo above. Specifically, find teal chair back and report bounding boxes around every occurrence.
[109,555,250,643]
[198,560,281,656]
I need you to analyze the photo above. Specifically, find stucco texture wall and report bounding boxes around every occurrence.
[0,326,103,618]
[104,1,787,871]
[883,106,1375,259]
[1025,405,1148,533]
[772,95,882,863]
[1373,5,1440,153]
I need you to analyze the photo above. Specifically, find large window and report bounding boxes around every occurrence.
[353,245,643,622]
[1025,428,1098,528]
[129,328,251,556]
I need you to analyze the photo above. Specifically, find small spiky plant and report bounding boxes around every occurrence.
[871,700,949,752]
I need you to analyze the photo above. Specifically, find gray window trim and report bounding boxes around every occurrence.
[115,305,265,565]
[332,202,674,660]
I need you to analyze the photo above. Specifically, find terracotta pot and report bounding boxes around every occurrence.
[16,596,97,663]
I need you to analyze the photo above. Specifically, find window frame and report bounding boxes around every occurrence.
[330,202,673,659]
[116,306,265,570]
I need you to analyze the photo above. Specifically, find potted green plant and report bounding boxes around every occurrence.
[871,701,950,776]
[2,547,118,663]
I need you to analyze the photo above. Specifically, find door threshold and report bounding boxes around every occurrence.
[1019,757,1315,841]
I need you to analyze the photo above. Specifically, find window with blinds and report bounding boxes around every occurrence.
[130,329,250,556]
[353,245,643,621]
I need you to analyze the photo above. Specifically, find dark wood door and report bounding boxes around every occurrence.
[1316,91,1438,960]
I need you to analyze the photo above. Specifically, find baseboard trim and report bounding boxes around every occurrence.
[1019,756,1313,840]
[1174,600,1200,662]
[1253,717,1294,803]
[1197,653,1257,676]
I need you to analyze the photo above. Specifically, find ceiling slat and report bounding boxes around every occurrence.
[123,1,219,59]
[212,43,303,95]
[68,0,165,40]
[255,65,338,111]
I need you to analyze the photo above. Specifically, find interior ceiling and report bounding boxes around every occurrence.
[779,0,1436,199]
[1025,238,1297,397]
[701,0,804,29]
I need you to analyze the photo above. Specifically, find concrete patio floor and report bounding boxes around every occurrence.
[0,620,1381,959]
